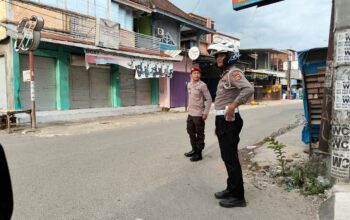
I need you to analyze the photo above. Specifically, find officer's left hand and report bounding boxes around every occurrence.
[225,106,235,122]
[202,114,208,120]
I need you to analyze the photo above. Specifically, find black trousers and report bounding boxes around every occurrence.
[0,144,13,220]
[215,114,244,199]
[186,115,205,150]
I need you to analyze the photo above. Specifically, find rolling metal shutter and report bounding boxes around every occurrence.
[120,66,152,106]
[120,66,136,106]
[69,66,90,109]
[20,55,56,111]
[90,67,111,108]
[136,79,151,105]
[69,66,111,109]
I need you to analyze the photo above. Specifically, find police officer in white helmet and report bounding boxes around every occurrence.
[208,42,254,208]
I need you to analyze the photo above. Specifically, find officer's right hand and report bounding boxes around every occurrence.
[202,114,208,120]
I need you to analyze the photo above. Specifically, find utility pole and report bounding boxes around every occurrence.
[329,0,350,181]
[286,51,291,99]
[319,0,335,152]
[14,16,44,129]
[29,51,36,128]
[184,50,188,111]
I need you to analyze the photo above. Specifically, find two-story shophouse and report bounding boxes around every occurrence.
[128,0,215,109]
[0,0,213,112]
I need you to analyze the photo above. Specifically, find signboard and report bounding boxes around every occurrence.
[213,34,240,47]
[331,124,350,179]
[160,43,177,51]
[95,18,120,50]
[22,70,31,82]
[233,0,283,11]
[188,47,200,61]
[336,30,350,64]
[335,80,350,110]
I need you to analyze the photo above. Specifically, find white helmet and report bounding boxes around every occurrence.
[208,41,241,66]
[208,41,236,56]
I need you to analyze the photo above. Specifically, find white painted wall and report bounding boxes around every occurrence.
[0,56,7,110]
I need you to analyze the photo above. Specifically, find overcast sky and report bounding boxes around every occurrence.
[171,0,332,51]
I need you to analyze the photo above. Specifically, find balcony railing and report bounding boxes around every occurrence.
[120,29,161,54]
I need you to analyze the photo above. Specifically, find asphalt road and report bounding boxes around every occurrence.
[1,102,316,220]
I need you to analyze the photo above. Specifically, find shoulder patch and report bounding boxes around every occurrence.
[232,71,242,81]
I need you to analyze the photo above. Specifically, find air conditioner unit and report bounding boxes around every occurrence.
[157,28,164,36]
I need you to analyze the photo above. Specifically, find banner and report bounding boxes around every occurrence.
[85,50,174,79]
[130,59,174,79]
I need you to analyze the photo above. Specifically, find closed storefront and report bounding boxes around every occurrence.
[136,79,151,105]
[69,65,111,109]
[0,56,7,110]
[20,55,57,111]
[119,66,152,106]
[120,66,136,106]
[170,71,189,108]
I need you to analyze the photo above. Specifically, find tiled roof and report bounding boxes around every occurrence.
[128,0,204,26]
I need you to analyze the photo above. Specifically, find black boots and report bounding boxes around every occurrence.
[190,149,202,162]
[219,197,246,208]
[214,190,231,199]
[184,147,203,162]
[215,190,246,208]
[184,149,196,157]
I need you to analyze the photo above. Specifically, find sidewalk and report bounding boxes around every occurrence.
[251,125,309,168]
[7,99,302,126]
[245,125,327,219]
[14,105,160,124]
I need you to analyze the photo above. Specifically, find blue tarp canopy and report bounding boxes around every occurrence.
[297,47,328,144]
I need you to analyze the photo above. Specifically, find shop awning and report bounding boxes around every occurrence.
[280,79,298,86]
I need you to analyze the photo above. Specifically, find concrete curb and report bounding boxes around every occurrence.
[15,105,160,124]
[319,184,350,220]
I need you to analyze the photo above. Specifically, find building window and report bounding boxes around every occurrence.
[26,0,133,30]
[27,0,109,20]
[67,0,89,15]
[111,2,133,31]
[93,0,109,19]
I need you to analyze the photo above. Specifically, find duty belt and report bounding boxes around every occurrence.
[216,108,239,116]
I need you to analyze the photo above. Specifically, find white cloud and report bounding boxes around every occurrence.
[171,0,331,51]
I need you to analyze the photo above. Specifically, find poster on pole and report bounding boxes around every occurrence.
[331,124,350,179]
[336,30,350,64]
[22,70,31,82]
[331,151,350,179]
[335,80,350,110]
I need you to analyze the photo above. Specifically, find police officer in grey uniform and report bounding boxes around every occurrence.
[208,42,254,208]
[185,66,212,162]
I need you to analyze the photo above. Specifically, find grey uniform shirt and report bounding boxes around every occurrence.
[187,80,212,117]
[215,66,254,110]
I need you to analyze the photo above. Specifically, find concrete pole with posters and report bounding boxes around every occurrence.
[329,0,350,184]
[29,50,36,129]
[319,0,350,219]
